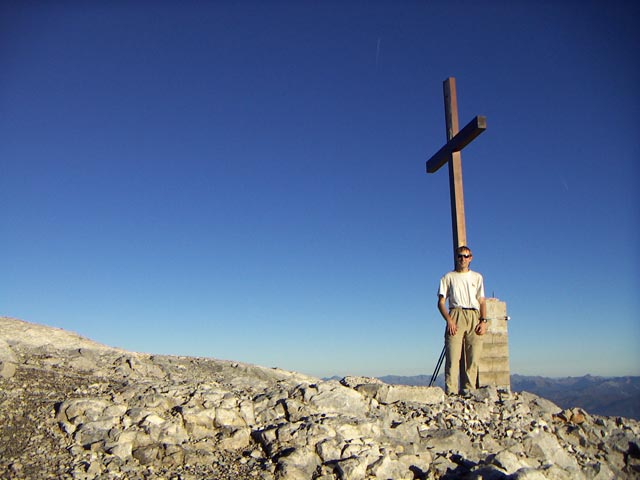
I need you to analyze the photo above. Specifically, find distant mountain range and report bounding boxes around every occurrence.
[376,374,640,420]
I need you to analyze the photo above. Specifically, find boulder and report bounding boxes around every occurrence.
[0,339,18,379]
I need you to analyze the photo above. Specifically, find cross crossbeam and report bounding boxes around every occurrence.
[426,77,487,267]
[426,115,486,174]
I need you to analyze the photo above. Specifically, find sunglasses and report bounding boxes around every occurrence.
[457,254,472,259]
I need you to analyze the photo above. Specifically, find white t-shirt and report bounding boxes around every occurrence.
[438,270,485,310]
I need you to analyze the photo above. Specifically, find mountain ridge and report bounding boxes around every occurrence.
[376,373,640,420]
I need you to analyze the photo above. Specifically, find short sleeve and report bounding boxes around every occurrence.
[438,275,448,298]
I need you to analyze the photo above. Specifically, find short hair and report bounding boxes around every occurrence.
[456,245,472,255]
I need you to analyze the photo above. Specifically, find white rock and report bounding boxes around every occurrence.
[511,468,550,480]
[397,451,432,475]
[420,427,472,452]
[340,376,383,389]
[316,439,342,463]
[215,407,246,428]
[368,454,411,480]
[306,381,369,418]
[219,427,251,450]
[523,431,580,471]
[141,413,166,427]
[335,456,367,480]
[374,384,445,405]
[0,339,18,379]
[334,420,376,442]
[382,419,420,444]
[275,447,321,480]
[180,407,216,429]
[60,398,110,423]
[491,450,527,474]
[107,442,133,460]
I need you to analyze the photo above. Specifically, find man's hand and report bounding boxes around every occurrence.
[475,321,487,336]
[447,319,458,336]
[438,296,457,335]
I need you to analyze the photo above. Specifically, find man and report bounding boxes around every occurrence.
[437,245,487,395]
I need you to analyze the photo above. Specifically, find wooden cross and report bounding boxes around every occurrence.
[426,77,487,267]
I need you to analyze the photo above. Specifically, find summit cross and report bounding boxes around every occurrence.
[426,77,487,267]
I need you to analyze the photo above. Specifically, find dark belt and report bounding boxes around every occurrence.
[452,307,478,311]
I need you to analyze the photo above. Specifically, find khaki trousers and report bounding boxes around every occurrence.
[445,308,483,395]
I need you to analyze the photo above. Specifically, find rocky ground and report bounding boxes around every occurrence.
[1,316,639,479]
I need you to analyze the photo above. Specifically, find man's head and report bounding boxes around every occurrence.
[455,246,473,272]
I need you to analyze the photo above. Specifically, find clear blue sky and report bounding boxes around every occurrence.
[2,1,638,378]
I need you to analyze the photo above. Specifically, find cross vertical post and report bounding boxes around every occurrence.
[426,77,487,267]
[444,78,467,262]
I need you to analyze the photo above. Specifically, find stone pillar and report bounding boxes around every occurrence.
[479,298,510,390]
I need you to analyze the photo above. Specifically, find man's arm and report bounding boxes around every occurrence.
[438,295,457,336]
[475,296,487,335]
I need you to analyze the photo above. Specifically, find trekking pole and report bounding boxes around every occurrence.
[429,346,446,387]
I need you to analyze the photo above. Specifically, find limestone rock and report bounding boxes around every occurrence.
[1,315,639,480]
[0,339,18,379]
[373,384,444,405]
